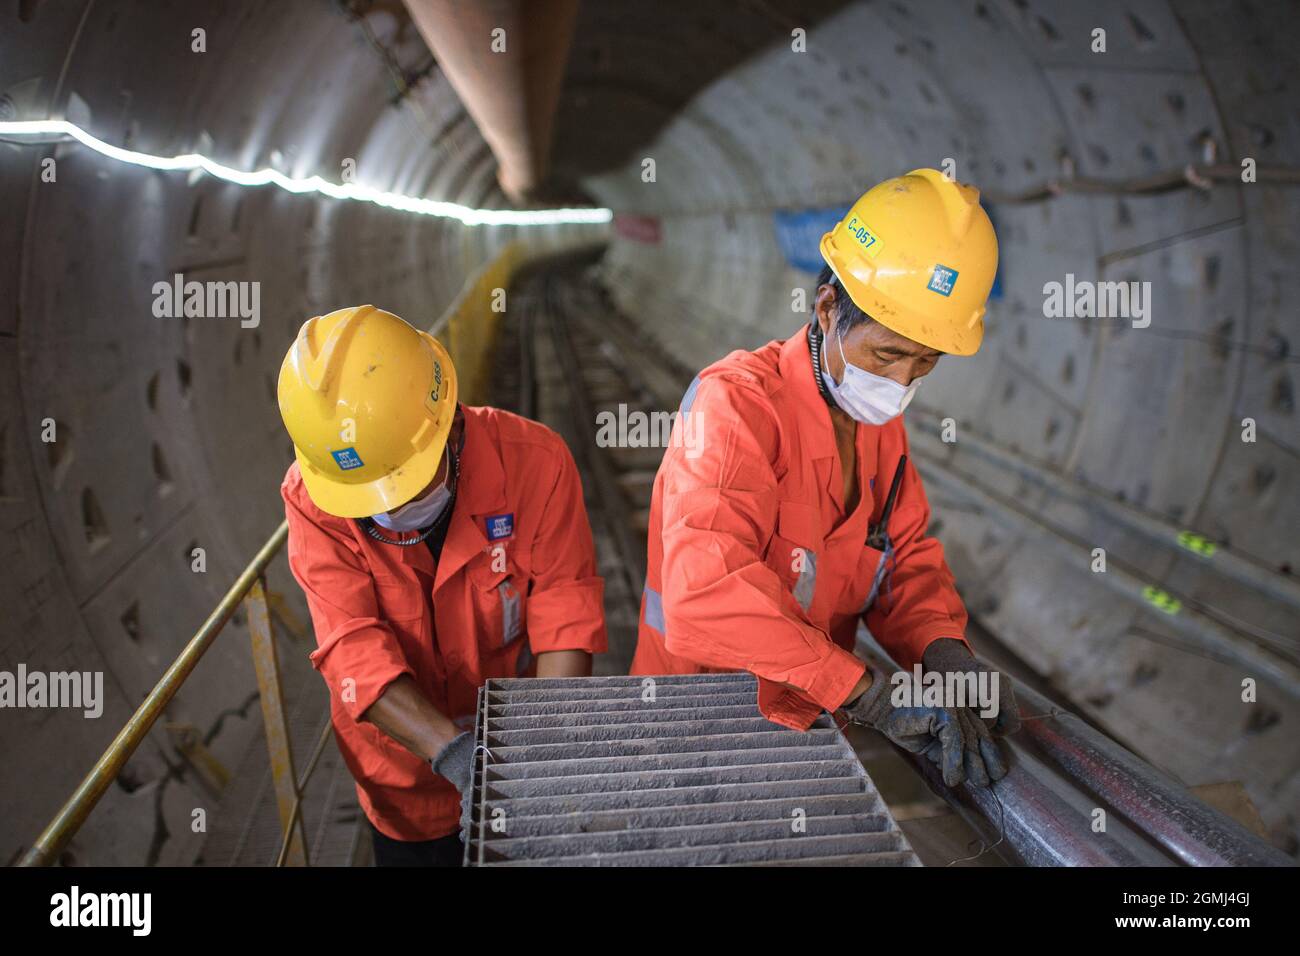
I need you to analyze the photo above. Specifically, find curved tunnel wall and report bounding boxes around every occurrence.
[0,0,1295,862]
[587,1,1298,848]
[0,0,591,863]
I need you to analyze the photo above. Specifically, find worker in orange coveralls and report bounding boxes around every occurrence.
[632,170,1020,787]
[277,305,606,866]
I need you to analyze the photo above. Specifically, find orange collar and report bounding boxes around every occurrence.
[431,408,512,589]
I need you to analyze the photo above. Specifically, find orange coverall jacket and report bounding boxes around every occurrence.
[282,406,606,840]
[631,327,970,731]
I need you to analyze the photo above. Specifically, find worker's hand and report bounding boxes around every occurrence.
[942,701,1008,788]
[913,638,1019,787]
[430,730,476,840]
[842,661,969,787]
[922,638,1022,736]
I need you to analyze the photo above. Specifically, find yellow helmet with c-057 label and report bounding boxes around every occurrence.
[819,168,999,356]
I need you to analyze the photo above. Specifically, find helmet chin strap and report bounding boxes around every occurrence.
[807,321,839,411]
[359,405,464,546]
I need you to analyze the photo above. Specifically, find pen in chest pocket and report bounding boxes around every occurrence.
[867,454,907,552]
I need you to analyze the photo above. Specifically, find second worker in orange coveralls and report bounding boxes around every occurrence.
[278,306,606,865]
[632,169,1020,788]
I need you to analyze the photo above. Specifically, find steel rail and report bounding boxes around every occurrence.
[903,738,1171,866]
[1012,682,1295,867]
[910,445,1300,696]
[856,640,1172,866]
[542,273,648,594]
[909,413,1300,612]
[857,638,1294,867]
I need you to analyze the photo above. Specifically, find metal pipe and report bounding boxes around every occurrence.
[404,0,578,201]
[910,414,1300,611]
[857,636,1293,866]
[979,162,1300,205]
[903,738,1171,866]
[1012,683,1295,867]
[18,521,291,867]
[856,640,1172,866]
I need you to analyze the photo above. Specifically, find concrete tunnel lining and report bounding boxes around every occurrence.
[0,0,1296,864]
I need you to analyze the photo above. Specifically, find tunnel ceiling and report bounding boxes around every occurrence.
[546,0,854,191]
[1,0,1298,864]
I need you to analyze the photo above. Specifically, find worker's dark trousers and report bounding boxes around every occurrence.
[370,824,463,867]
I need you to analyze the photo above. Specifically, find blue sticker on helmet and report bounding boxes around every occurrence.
[927,264,959,296]
[331,447,365,471]
[485,513,514,540]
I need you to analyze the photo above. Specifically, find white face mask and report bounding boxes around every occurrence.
[373,472,451,532]
[821,325,919,426]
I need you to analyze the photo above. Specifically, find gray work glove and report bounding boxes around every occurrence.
[843,660,970,787]
[922,638,1022,736]
[430,730,476,841]
[919,638,1020,787]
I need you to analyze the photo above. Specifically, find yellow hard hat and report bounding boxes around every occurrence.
[819,168,998,355]
[277,305,458,518]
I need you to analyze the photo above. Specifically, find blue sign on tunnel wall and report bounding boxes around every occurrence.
[772,202,1003,301]
[772,206,850,274]
[984,204,1004,301]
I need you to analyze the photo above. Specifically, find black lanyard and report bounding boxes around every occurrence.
[808,322,838,410]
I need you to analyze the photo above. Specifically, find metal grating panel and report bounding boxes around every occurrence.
[464,673,920,866]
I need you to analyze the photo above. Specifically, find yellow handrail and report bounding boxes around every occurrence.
[19,234,596,867]
[19,522,290,866]
[433,240,521,402]
[275,720,336,867]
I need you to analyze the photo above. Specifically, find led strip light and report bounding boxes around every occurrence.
[0,119,613,227]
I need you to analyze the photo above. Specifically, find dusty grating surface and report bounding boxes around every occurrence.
[464,673,921,866]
